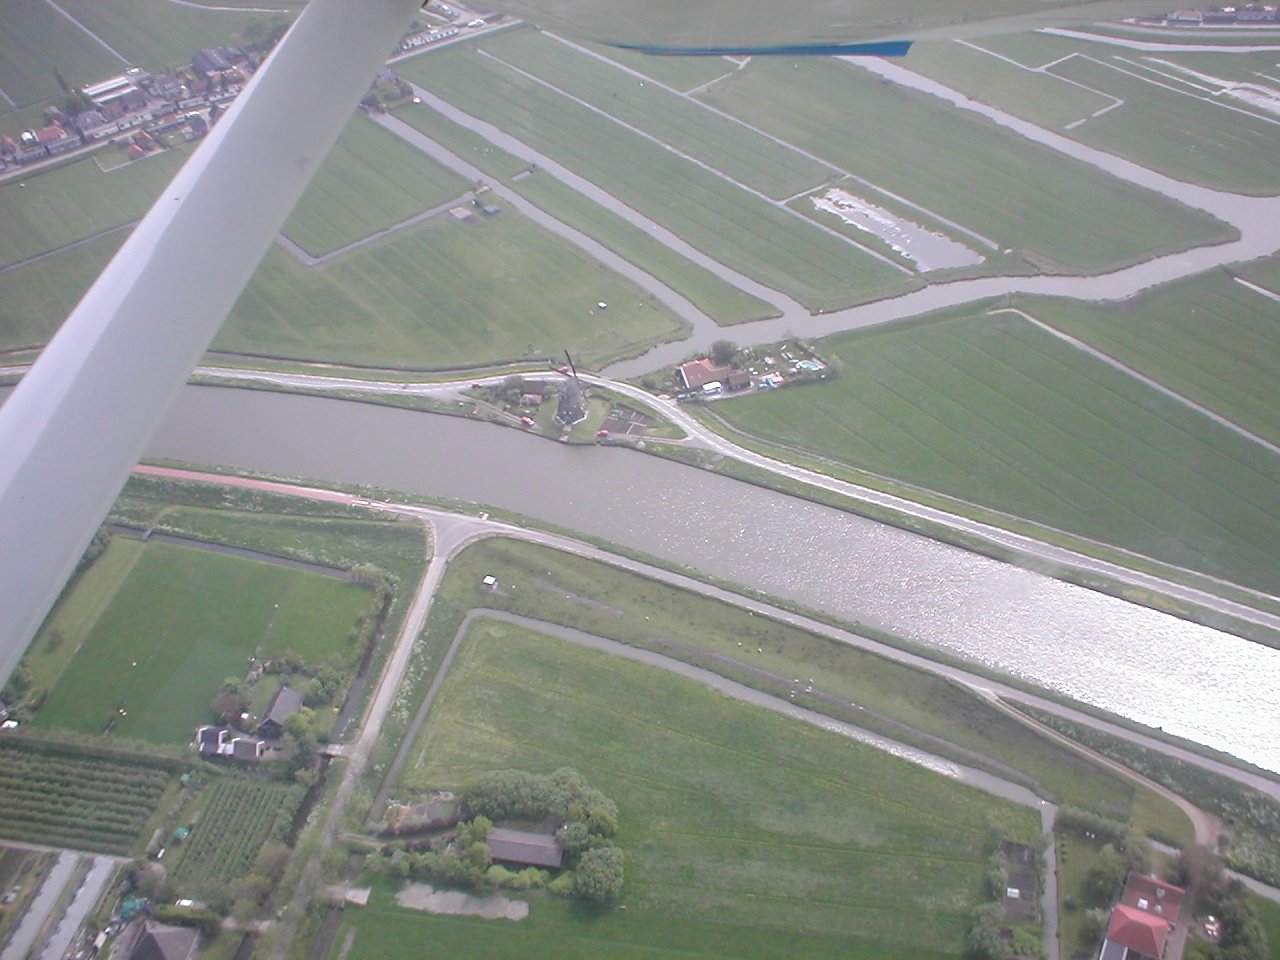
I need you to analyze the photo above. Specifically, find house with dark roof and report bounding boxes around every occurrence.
[486,827,563,869]
[1098,874,1186,960]
[192,48,232,79]
[125,920,198,960]
[258,686,304,739]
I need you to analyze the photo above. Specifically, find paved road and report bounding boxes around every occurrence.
[36,856,115,960]
[0,851,78,960]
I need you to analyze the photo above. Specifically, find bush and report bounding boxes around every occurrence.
[574,847,624,904]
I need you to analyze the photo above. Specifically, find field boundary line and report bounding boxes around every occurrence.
[0,222,136,276]
[1234,276,1280,303]
[472,48,913,274]
[274,192,474,267]
[994,307,1280,458]
[546,30,1000,252]
[39,0,129,64]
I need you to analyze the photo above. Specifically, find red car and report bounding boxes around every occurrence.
[520,416,535,427]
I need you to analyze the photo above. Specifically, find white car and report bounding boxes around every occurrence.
[468,18,485,26]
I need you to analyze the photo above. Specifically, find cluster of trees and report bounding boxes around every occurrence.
[464,767,618,835]
[378,768,624,904]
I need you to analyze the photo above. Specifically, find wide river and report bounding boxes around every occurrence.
[145,386,1280,772]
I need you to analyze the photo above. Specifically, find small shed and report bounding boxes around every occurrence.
[486,827,563,869]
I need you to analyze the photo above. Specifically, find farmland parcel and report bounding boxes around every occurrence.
[387,620,1038,960]
[709,306,1280,595]
[395,45,914,312]
[32,539,372,743]
[696,57,1232,271]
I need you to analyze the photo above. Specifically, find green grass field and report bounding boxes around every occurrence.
[0,147,189,269]
[0,0,125,109]
[43,0,297,71]
[709,305,1280,595]
[396,46,911,312]
[0,232,127,354]
[577,39,740,92]
[902,39,1113,130]
[218,208,688,370]
[393,103,781,326]
[477,29,834,201]
[697,58,1233,271]
[393,620,1037,959]
[1025,272,1280,447]
[908,33,1280,168]
[1045,54,1280,194]
[32,540,371,743]
[281,113,471,257]
[404,538,1191,841]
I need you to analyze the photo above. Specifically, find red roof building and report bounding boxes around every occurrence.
[1098,874,1186,960]
[1105,904,1168,959]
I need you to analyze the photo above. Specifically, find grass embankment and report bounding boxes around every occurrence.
[383,537,1190,842]
[281,112,470,258]
[708,304,1280,597]
[697,57,1233,270]
[392,101,781,326]
[974,33,1280,194]
[395,44,913,313]
[385,621,1037,960]
[1014,706,1280,887]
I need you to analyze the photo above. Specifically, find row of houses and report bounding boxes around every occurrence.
[1162,4,1279,22]
[193,686,304,762]
[1,49,247,169]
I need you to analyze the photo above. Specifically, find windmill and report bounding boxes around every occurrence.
[556,351,588,426]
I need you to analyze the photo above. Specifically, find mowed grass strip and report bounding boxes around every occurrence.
[0,148,188,268]
[219,209,687,369]
[393,103,780,325]
[282,113,471,257]
[0,231,127,353]
[1025,272,1280,447]
[404,622,1036,956]
[697,58,1232,270]
[711,308,1280,594]
[477,29,834,200]
[34,541,369,743]
[0,0,123,108]
[396,46,908,311]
